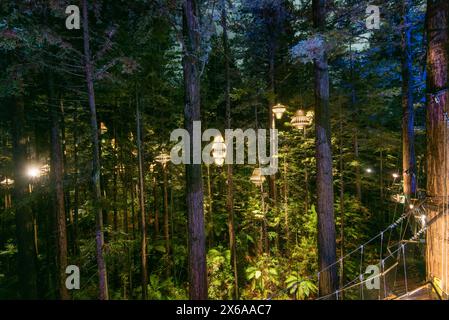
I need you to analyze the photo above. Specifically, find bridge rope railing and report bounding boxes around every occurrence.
[316,221,429,300]
[267,201,426,300]
[316,200,449,300]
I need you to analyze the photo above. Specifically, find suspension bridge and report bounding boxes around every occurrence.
[268,197,448,300]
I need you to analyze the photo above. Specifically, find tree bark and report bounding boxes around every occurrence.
[339,102,345,299]
[283,155,290,246]
[82,0,108,300]
[401,0,417,197]
[425,0,449,295]
[11,96,38,299]
[73,111,80,257]
[152,173,160,240]
[136,93,148,300]
[182,0,208,300]
[349,42,362,202]
[268,52,277,209]
[163,166,170,260]
[313,0,338,299]
[48,73,69,300]
[205,165,213,248]
[354,130,362,201]
[221,1,239,299]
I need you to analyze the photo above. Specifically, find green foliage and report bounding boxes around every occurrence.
[207,247,234,300]
[243,254,279,299]
[285,271,317,300]
[147,275,187,300]
[0,0,426,301]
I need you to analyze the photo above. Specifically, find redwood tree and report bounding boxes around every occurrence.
[11,96,38,299]
[221,0,238,299]
[82,0,109,300]
[136,94,147,299]
[312,0,338,298]
[48,74,69,300]
[425,0,449,292]
[402,0,417,197]
[182,0,208,300]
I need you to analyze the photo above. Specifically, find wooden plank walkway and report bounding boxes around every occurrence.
[396,284,440,300]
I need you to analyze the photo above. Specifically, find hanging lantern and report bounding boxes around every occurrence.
[41,164,50,175]
[0,178,14,187]
[212,135,226,166]
[391,194,406,204]
[272,103,287,120]
[250,168,266,187]
[291,110,310,129]
[155,153,171,168]
[100,122,108,134]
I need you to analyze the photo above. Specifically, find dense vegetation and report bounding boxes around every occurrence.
[0,0,441,300]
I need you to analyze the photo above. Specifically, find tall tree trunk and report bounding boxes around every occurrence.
[82,0,108,300]
[11,96,38,299]
[130,180,136,239]
[268,50,277,209]
[349,42,362,202]
[112,127,118,234]
[402,0,417,197]
[221,1,239,299]
[182,0,208,300]
[380,149,384,202]
[338,102,345,299]
[73,111,80,257]
[136,94,148,300]
[354,130,362,201]
[59,99,71,248]
[48,74,69,300]
[152,174,160,240]
[120,146,129,235]
[283,155,290,246]
[205,165,213,248]
[163,166,170,261]
[267,35,277,254]
[313,0,338,299]
[425,0,449,295]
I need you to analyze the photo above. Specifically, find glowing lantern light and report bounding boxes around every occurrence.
[155,153,171,168]
[0,178,14,187]
[291,109,312,129]
[392,194,406,204]
[41,164,50,175]
[27,166,41,179]
[250,168,266,187]
[272,103,287,120]
[212,136,227,166]
[100,122,108,134]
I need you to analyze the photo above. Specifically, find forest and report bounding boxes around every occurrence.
[0,0,448,301]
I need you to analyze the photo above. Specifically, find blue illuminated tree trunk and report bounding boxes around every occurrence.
[313,0,338,299]
[182,0,208,300]
[401,0,417,197]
